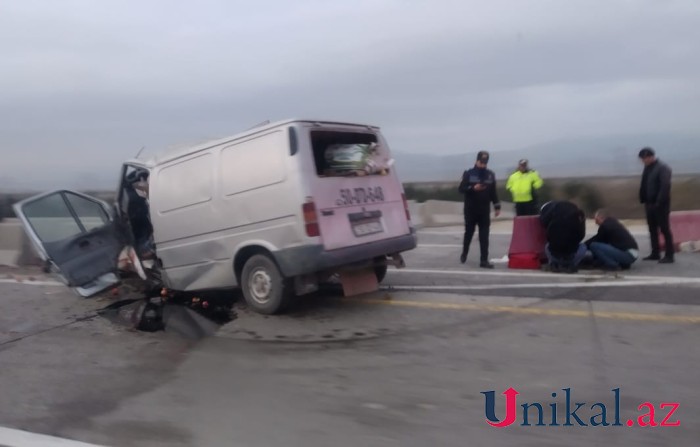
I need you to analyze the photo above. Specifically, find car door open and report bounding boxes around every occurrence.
[14,190,125,297]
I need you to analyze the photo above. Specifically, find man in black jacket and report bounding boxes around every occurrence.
[539,200,587,273]
[638,147,675,263]
[458,151,501,269]
[585,209,639,270]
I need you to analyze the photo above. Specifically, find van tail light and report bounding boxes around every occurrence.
[402,193,411,221]
[303,200,320,237]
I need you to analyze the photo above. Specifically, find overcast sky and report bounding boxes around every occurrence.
[1,0,699,189]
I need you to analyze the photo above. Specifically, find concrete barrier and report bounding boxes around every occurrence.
[507,216,548,269]
[406,200,424,229]
[421,200,463,227]
[409,200,515,228]
[658,210,700,253]
[0,219,42,267]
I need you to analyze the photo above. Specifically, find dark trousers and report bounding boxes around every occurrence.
[515,201,537,216]
[463,212,490,262]
[646,203,674,258]
[131,216,153,253]
[589,242,636,268]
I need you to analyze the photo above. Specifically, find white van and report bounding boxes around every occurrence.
[14,119,417,314]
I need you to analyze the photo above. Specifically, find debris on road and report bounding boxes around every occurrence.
[97,284,236,338]
[679,240,700,252]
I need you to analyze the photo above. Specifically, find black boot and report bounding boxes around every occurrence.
[460,252,467,264]
[643,253,661,261]
[480,260,494,269]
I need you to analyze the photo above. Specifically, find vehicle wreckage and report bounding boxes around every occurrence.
[14,119,417,316]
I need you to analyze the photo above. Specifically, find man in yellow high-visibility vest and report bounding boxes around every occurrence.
[506,159,544,216]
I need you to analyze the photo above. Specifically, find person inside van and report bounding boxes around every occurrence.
[125,170,154,258]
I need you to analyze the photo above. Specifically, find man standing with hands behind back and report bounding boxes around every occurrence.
[638,147,675,263]
[459,151,501,269]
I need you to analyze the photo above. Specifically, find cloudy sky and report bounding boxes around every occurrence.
[1,0,699,189]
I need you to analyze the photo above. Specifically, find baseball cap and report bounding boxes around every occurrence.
[519,159,528,165]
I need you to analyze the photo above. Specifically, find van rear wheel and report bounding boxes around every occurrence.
[241,254,292,315]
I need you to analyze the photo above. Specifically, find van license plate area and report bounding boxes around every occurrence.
[352,220,383,237]
[349,210,384,237]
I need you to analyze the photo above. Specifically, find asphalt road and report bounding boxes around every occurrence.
[0,227,698,446]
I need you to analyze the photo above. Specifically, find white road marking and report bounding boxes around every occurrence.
[418,230,512,236]
[390,268,700,284]
[0,426,107,447]
[393,267,606,280]
[382,278,700,291]
[417,230,648,236]
[0,278,64,286]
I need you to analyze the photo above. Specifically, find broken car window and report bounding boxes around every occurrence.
[22,193,83,243]
[311,131,394,177]
[65,193,110,231]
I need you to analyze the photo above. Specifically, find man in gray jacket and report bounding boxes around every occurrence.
[638,147,675,263]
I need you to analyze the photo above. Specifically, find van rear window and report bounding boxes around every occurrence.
[311,131,392,177]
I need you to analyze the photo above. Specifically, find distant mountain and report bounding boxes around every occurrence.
[394,133,700,182]
[1,132,699,192]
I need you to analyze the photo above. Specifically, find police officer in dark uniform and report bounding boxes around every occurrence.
[458,151,501,268]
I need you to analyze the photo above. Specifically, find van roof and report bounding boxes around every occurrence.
[127,118,380,167]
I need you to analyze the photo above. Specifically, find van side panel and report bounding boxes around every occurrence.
[220,132,287,202]
[156,154,214,214]
[150,127,305,290]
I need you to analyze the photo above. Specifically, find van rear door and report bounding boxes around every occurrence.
[307,129,411,251]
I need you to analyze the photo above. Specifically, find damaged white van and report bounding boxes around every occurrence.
[14,119,417,314]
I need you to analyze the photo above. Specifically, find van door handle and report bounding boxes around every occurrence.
[79,240,90,249]
[321,210,334,216]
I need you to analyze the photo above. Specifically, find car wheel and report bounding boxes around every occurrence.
[241,254,292,315]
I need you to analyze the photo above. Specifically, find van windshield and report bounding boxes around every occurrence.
[311,131,392,177]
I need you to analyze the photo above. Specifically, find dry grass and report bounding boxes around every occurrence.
[404,174,700,219]
[1,176,698,220]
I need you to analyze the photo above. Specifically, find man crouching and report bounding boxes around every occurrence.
[540,200,587,273]
[585,209,639,271]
